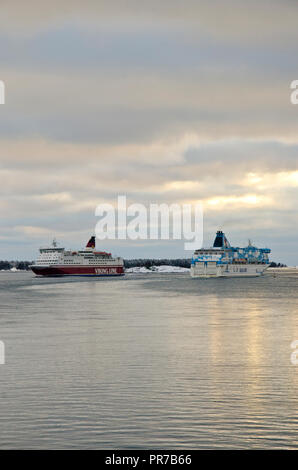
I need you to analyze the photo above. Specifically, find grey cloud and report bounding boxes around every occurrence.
[2,1,298,46]
[0,1,298,263]
[183,140,298,173]
[0,26,297,73]
[1,67,298,145]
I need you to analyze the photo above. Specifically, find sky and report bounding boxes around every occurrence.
[0,0,298,263]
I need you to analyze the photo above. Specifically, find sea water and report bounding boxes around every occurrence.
[0,270,298,449]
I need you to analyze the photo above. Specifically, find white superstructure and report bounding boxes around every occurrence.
[31,237,124,276]
[191,231,270,278]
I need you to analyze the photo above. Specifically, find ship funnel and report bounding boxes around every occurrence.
[86,236,96,249]
[213,230,231,248]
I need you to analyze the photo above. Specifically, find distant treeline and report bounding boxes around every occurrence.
[269,262,287,268]
[0,259,287,271]
[124,259,287,269]
[1,259,191,271]
[0,261,32,270]
[124,259,192,269]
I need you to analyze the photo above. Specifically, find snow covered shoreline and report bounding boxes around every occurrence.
[125,265,190,274]
[0,267,20,272]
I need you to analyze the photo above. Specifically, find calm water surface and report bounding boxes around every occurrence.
[0,270,298,449]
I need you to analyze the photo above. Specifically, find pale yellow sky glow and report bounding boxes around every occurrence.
[244,171,298,189]
[206,194,272,209]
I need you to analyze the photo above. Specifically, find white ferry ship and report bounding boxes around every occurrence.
[31,236,124,277]
[191,231,270,278]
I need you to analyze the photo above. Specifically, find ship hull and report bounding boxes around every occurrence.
[190,263,269,278]
[31,265,124,277]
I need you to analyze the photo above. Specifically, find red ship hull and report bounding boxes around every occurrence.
[31,265,125,277]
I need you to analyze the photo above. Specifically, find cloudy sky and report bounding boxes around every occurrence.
[1,0,298,263]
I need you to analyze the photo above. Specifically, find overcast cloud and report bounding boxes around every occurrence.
[0,0,298,263]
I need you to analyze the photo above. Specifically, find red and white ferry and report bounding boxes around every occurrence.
[31,237,124,277]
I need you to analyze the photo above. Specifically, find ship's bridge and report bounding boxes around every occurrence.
[40,247,64,252]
